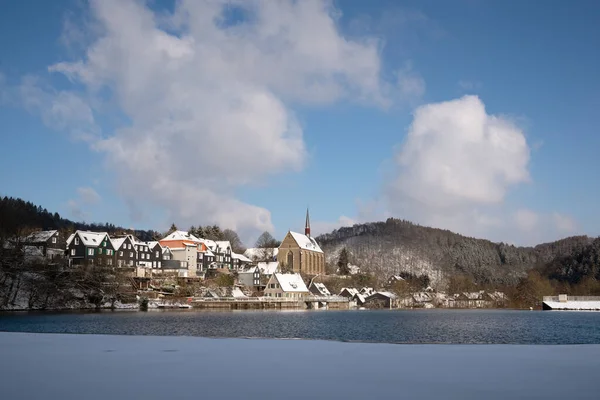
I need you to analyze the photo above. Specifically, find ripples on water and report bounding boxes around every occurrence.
[1,309,600,344]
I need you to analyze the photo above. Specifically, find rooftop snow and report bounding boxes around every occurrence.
[232,252,252,262]
[289,231,323,253]
[244,247,279,259]
[257,261,279,275]
[66,231,108,247]
[161,230,202,243]
[274,273,309,293]
[23,230,57,243]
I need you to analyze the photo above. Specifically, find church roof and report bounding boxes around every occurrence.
[289,231,323,253]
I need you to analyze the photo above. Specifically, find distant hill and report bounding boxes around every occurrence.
[317,218,595,288]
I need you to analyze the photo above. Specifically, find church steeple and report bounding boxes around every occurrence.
[305,208,311,237]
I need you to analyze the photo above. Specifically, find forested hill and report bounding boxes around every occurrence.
[0,196,159,241]
[317,218,596,287]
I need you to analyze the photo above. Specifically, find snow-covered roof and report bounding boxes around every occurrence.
[339,288,359,297]
[161,231,202,243]
[463,291,485,300]
[201,239,217,250]
[289,232,323,253]
[232,252,252,262]
[23,230,57,243]
[412,292,432,303]
[110,237,126,250]
[214,241,231,252]
[231,287,247,298]
[310,282,331,296]
[360,287,376,296]
[257,261,279,275]
[147,241,161,250]
[243,247,279,260]
[389,275,405,281]
[66,231,109,247]
[370,291,397,300]
[274,273,309,293]
[23,245,44,258]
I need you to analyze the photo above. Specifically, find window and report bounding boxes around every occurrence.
[119,251,123,257]
[52,237,57,244]
[71,249,75,256]
[88,248,94,256]
[130,252,133,258]
[155,251,159,258]
[103,241,106,247]
[75,237,79,245]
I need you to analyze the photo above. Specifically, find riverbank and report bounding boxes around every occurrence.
[1,332,599,399]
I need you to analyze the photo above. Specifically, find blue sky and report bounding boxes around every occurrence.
[1,0,599,245]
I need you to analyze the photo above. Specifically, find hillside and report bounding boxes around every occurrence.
[317,218,594,288]
[0,196,159,241]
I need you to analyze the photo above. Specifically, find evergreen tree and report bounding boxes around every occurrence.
[337,248,350,275]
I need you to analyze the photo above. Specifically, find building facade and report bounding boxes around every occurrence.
[277,210,325,275]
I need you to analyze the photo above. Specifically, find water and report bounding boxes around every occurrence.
[1,309,600,344]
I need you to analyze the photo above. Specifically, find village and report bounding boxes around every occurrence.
[7,211,508,311]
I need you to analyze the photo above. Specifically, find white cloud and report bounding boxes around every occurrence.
[382,95,554,243]
[514,209,539,232]
[312,215,357,236]
[552,212,577,234]
[24,0,390,237]
[389,95,530,211]
[77,187,101,204]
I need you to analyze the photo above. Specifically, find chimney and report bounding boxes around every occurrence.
[305,208,311,237]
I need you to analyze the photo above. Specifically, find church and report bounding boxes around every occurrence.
[277,210,326,275]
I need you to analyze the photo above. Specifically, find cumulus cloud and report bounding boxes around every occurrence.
[26,0,389,237]
[379,95,580,244]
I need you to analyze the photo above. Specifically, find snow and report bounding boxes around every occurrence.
[289,231,323,253]
[23,230,57,243]
[66,230,109,247]
[310,282,331,296]
[230,287,247,298]
[544,301,600,310]
[244,247,279,259]
[257,261,279,275]
[1,332,600,400]
[161,230,202,242]
[274,273,309,292]
[232,252,252,262]
[110,237,127,250]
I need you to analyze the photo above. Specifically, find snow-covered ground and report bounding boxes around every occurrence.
[1,332,599,399]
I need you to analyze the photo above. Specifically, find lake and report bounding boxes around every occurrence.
[1,309,600,344]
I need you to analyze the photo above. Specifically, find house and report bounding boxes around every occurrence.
[308,282,332,297]
[244,247,279,262]
[455,291,493,308]
[360,287,376,297]
[232,252,252,271]
[238,261,279,290]
[387,275,405,286]
[485,291,507,308]
[277,209,325,275]
[111,235,138,268]
[339,287,360,299]
[159,231,200,275]
[197,244,215,271]
[66,230,115,266]
[263,273,309,299]
[22,230,63,260]
[147,241,165,269]
[364,291,397,309]
[133,239,152,268]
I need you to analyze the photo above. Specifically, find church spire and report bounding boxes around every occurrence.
[305,208,311,237]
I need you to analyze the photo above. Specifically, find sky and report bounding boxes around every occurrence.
[0,0,599,246]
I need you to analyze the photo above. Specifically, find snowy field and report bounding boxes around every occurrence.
[1,333,600,399]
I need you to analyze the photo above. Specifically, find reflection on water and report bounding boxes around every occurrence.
[1,309,600,344]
